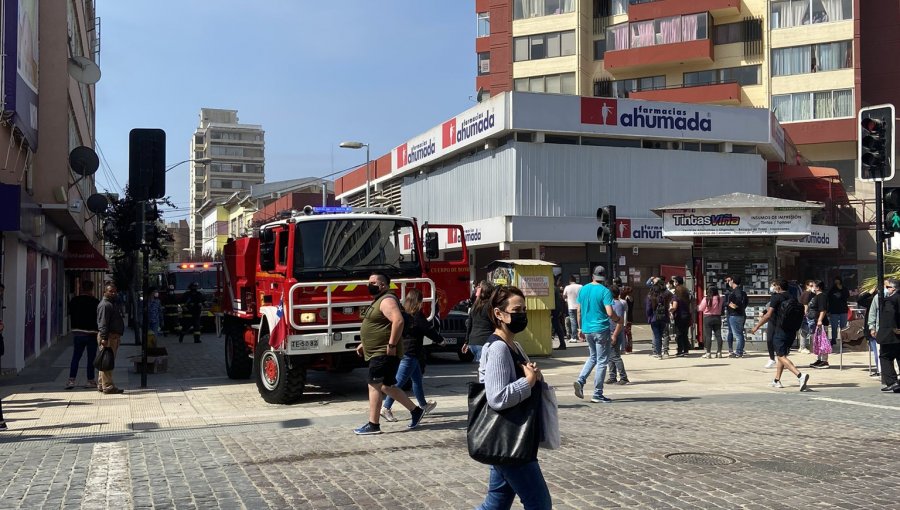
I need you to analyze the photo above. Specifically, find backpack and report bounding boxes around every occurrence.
[776,297,804,333]
[653,295,669,322]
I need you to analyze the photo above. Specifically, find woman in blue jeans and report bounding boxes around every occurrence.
[645,280,671,358]
[380,289,442,422]
[477,285,550,510]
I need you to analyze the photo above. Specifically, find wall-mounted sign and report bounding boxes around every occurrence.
[519,276,550,297]
[663,208,812,237]
[776,225,839,249]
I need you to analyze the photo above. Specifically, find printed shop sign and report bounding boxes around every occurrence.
[777,224,839,249]
[663,208,812,237]
[519,276,550,297]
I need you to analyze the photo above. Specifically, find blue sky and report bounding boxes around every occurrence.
[95,0,475,222]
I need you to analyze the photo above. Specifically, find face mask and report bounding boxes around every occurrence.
[884,289,890,297]
[769,286,776,293]
[506,312,528,333]
[367,284,381,296]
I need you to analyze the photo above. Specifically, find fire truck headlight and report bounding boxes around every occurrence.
[300,312,316,323]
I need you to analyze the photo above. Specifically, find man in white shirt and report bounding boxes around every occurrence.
[563,275,583,342]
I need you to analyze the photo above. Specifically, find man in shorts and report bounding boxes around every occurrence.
[354,272,425,435]
[752,279,810,391]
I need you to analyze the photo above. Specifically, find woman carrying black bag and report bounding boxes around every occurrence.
[474,285,551,510]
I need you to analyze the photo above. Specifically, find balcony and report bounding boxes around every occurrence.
[628,0,740,22]
[629,81,742,105]
[604,14,713,72]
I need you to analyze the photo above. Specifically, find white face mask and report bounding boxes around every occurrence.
[769,285,776,293]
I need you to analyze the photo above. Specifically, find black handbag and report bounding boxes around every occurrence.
[466,343,542,465]
[94,346,115,372]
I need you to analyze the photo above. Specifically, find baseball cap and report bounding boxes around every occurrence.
[592,265,606,282]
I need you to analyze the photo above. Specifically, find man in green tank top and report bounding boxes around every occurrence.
[353,272,426,435]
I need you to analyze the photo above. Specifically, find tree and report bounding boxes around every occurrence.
[101,185,175,263]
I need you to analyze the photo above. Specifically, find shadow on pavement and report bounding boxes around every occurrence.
[627,379,685,385]
[613,396,699,403]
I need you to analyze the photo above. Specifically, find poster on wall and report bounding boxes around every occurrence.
[519,276,550,297]
[40,257,48,348]
[1,0,40,149]
[24,248,36,358]
[662,208,812,237]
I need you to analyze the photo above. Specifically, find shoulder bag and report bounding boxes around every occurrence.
[467,342,542,465]
[94,345,115,372]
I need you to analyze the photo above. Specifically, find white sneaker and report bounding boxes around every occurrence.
[423,400,437,415]
[798,373,810,391]
[770,380,784,388]
[764,360,776,369]
[799,348,811,354]
[701,353,711,359]
[380,407,397,422]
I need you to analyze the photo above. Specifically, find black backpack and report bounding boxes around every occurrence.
[653,296,669,322]
[776,297,804,333]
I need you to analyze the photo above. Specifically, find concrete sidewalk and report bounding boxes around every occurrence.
[0,324,884,442]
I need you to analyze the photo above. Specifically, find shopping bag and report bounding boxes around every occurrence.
[93,346,115,372]
[539,382,560,450]
[812,326,832,355]
[467,381,542,465]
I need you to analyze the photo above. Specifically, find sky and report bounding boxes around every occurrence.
[95,0,476,223]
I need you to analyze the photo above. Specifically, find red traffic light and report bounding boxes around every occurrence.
[861,117,882,132]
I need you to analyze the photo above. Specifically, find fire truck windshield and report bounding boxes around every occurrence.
[294,218,420,279]
[170,271,218,291]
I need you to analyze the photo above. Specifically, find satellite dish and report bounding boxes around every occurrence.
[68,56,102,85]
[86,193,109,215]
[476,87,486,103]
[69,146,100,177]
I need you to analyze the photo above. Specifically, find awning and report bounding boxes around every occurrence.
[64,240,109,271]
[767,164,848,204]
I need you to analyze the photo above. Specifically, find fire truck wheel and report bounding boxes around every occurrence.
[255,333,306,404]
[225,329,252,379]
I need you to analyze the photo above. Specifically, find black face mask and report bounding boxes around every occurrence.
[506,312,528,334]
[367,284,381,296]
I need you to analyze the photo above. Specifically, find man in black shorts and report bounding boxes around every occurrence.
[354,272,425,435]
[752,279,810,391]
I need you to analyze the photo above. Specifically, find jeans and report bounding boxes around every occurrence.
[650,321,669,356]
[577,331,612,399]
[477,461,551,510]
[829,313,847,345]
[383,354,426,409]
[607,337,628,381]
[69,333,97,380]
[869,337,880,372]
[728,316,746,356]
[469,344,484,364]
[702,316,723,354]
[567,309,578,339]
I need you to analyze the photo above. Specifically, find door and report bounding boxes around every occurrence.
[421,224,470,318]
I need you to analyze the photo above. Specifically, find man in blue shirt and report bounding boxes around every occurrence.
[573,266,620,403]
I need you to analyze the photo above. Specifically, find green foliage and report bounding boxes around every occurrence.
[100,185,175,263]
[860,250,900,292]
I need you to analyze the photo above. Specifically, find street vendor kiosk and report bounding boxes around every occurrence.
[485,260,556,356]
[653,193,827,351]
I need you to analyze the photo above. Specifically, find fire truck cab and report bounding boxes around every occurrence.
[221,205,469,404]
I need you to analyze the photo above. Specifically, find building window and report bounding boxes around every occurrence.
[478,52,490,75]
[771,40,852,76]
[770,0,852,29]
[611,0,628,16]
[514,0,576,20]
[606,13,708,51]
[593,39,607,60]
[772,89,853,122]
[514,30,576,61]
[477,12,490,37]
[514,72,576,95]
[713,22,743,45]
[684,65,761,86]
[594,75,665,98]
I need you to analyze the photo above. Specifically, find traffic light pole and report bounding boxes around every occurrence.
[876,180,886,298]
[140,201,149,389]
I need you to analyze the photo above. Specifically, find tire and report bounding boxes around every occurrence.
[224,324,252,379]
[254,332,306,404]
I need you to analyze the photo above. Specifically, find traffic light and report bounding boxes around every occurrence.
[858,104,895,181]
[885,187,900,233]
[597,205,616,244]
[129,128,167,201]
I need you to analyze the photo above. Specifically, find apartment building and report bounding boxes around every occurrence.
[474,0,900,280]
[1,0,104,372]
[188,108,265,255]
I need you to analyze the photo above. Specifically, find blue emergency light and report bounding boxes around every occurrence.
[313,206,353,214]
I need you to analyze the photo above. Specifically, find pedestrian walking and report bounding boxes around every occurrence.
[807,280,830,369]
[725,276,748,358]
[826,277,849,348]
[670,276,692,357]
[865,281,886,378]
[552,284,567,350]
[874,279,900,393]
[97,283,126,394]
[353,273,426,435]
[67,281,100,390]
[148,287,164,338]
[563,275,582,342]
[698,284,724,358]
[476,285,551,510]
[573,266,619,403]
[381,289,441,422]
[798,280,815,354]
[179,282,205,343]
[621,285,635,353]
[606,286,629,385]
[463,281,496,363]
[750,279,810,391]
[646,278,672,358]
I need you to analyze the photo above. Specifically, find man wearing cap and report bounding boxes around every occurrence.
[573,266,620,403]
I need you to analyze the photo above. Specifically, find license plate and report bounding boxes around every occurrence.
[343,307,354,315]
[290,339,319,350]
[443,338,457,345]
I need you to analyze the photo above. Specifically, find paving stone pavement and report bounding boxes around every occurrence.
[0,329,898,509]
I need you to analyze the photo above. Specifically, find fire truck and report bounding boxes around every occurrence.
[160,262,222,333]
[221,206,470,404]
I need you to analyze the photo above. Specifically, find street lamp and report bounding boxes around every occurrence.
[166,157,213,173]
[339,141,370,207]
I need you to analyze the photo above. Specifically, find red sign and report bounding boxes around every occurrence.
[581,97,618,126]
[396,143,408,169]
[615,219,631,239]
[442,118,457,149]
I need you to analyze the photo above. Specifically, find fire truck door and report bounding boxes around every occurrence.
[421,224,470,319]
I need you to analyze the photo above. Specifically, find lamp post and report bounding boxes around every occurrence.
[166,157,213,173]
[339,141,370,207]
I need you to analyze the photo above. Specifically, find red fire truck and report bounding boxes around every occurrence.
[159,262,222,333]
[221,205,470,404]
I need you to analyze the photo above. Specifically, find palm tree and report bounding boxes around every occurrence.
[860,251,900,291]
